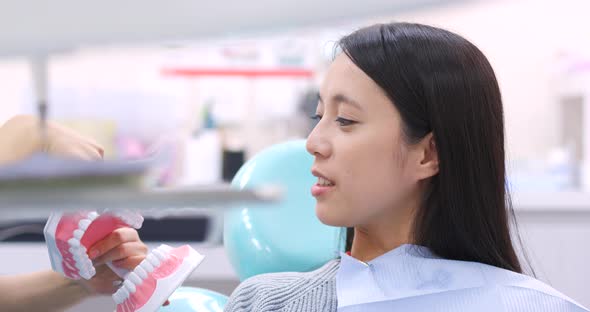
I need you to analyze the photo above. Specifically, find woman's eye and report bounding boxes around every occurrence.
[335,117,356,126]
[310,114,322,121]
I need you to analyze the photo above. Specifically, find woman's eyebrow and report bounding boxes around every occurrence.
[318,93,363,111]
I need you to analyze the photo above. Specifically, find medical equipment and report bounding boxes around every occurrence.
[44,210,143,280]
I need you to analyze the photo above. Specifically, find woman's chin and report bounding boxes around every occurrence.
[315,203,350,227]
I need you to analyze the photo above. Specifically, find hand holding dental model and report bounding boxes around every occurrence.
[45,209,206,312]
[1,115,206,312]
[44,210,146,293]
[0,115,148,311]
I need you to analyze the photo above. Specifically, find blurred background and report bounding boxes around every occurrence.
[0,0,589,310]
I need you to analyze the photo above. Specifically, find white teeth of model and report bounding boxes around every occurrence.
[73,253,83,264]
[78,267,92,279]
[139,259,154,273]
[114,212,126,221]
[78,245,87,254]
[73,250,89,262]
[76,263,87,276]
[72,246,84,256]
[87,211,99,220]
[115,288,127,304]
[134,266,148,279]
[146,254,161,267]
[75,256,91,268]
[68,238,80,247]
[113,289,124,304]
[80,269,93,280]
[120,216,130,225]
[119,286,130,300]
[123,217,136,228]
[127,272,143,285]
[73,229,84,240]
[158,244,173,253]
[73,253,82,264]
[118,289,128,304]
[116,211,143,229]
[152,249,167,261]
[123,280,136,293]
[78,219,92,231]
[133,214,144,228]
[74,259,85,270]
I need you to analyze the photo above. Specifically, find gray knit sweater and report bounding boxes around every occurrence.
[224,259,340,312]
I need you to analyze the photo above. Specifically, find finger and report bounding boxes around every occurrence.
[64,138,103,160]
[53,122,104,151]
[74,141,103,160]
[47,142,100,161]
[112,255,146,270]
[48,122,105,159]
[88,228,140,260]
[93,242,148,266]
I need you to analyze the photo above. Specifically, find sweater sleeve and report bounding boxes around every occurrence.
[224,260,340,312]
[223,272,300,312]
[223,276,259,312]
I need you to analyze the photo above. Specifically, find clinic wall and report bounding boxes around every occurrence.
[389,0,590,160]
[0,59,29,123]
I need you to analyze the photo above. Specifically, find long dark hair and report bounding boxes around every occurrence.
[340,22,525,273]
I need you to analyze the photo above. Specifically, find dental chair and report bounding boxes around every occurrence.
[160,140,344,311]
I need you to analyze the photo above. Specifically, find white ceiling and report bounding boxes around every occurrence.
[0,0,467,57]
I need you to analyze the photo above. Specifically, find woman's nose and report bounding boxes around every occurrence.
[306,124,331,158]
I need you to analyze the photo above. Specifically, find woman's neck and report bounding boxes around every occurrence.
[349,201,417,263]
[350,226,412,263]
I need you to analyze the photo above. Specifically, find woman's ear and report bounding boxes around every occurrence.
[415,132,439,180]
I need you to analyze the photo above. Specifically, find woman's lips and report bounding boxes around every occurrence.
[311,168,335,197]
[311,183,335,197]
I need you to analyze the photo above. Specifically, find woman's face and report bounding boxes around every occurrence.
[306,54,422,228]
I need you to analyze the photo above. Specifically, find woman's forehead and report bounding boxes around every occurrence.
[320,54,392,112]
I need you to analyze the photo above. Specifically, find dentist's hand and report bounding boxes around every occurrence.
[0,114,104,165]
[79,227,148,295]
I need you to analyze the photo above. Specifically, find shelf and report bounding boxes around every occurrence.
[0,183,281,222]
[0,154,281,221]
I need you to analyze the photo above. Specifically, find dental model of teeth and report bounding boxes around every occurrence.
[113,244,205,312]
[44,210,144,280]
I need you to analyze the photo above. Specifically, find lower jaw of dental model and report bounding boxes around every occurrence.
[44,210,144,280]
[113,244,205,312]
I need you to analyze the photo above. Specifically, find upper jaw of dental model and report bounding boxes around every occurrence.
[66,211,100,279]
[71,210,143,280]
[113,244,204,312]
[45,210,144,281]
[103,209,144,229]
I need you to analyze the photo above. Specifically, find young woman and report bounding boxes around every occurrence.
[223,23,588,311]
